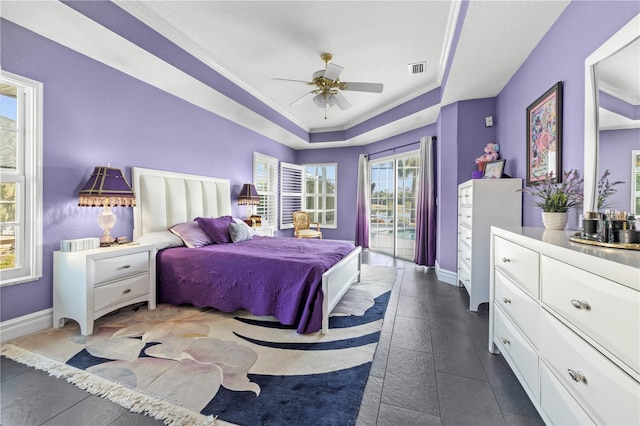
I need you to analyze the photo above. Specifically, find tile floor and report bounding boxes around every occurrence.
[1,250,544,425]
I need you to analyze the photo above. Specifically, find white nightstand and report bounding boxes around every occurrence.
[254,226,274,237]
[53,243,156,335]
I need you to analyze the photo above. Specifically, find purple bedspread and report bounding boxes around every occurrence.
[156,237,357,333]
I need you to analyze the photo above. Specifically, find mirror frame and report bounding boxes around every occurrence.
[584,13,640,213]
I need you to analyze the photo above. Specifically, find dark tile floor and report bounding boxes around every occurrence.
[1,250,544,425]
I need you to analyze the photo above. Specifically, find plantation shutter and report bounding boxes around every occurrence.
[280,162,304,229]
[253,153,278,227]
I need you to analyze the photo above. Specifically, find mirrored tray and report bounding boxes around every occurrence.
[569,233,640,251]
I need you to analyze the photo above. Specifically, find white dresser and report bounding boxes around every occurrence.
[457,178,522,311]
[489,227,640,425]
[53,243,157,335]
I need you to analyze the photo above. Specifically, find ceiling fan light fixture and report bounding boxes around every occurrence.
[313,93,327,108]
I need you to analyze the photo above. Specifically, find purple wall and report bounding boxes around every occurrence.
[599,128,640,210]
[496,1,639,230]
[0,20,295,322]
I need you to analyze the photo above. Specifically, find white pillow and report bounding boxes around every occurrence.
[137,231,185,251]
[233,218,257,235]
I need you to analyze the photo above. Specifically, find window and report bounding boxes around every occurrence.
[0,71,43,286]
[253,152,278,227]
[279,162,304,229]
[280,162,338,229]
[304,163,337,228]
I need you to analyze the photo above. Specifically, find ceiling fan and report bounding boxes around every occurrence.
[272,53,383,119]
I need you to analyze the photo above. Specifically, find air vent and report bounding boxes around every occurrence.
[408,62,426,75]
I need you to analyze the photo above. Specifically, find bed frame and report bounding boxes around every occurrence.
[131,167,361,333]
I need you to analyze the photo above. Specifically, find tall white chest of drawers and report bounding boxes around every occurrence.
[457,178,522,311]
[489,227,640,425]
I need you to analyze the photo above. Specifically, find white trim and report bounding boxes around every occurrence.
[0,308,52,343]
[435,260,458,287]
[584,13,640,213]
[0,71,43,286]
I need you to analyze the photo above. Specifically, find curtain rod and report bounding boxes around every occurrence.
[366,140,420,158]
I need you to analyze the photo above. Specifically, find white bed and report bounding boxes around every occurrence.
[131,167,361,333]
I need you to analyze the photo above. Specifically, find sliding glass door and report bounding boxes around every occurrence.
[369,152,420,260]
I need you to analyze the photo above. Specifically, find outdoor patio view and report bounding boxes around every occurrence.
[369,153,419,260]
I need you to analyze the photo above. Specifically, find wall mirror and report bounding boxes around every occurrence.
[584,14,640,214]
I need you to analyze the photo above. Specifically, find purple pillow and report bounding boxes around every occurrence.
[169,221,213,248]
[195,215,234,244]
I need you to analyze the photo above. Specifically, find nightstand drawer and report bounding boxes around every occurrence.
[94,274,150,313]
[92,251,149,285]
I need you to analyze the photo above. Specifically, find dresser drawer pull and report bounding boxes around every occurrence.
[465,257,471,261]
[570,299,591,310]
[567,369,587,384]
[118,264,132,270]
[466,215,471,218]
[466,236,471,240]
[122,288,131,294]
[501,257,511,263]
[501,337,510,345]
[502,297,511,304]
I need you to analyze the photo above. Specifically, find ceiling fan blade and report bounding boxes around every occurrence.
[289,91,314,106]
[334,92,352,110]
[271,78,310,84]
[342,82,384,93]
[323,63,344,81]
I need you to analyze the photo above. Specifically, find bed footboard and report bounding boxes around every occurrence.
[321,246,362,334]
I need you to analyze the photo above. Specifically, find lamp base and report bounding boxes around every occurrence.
[98,206,117,246]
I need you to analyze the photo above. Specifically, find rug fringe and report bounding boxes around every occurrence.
[1,344,218,426]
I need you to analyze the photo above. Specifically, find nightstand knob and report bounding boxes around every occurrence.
[122,288,131,294]
[502,297,511,304]
[501,337,510,345]
[501,257,511,263]
[119,264,132,270]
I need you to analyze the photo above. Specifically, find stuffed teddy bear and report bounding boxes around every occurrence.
[475,143,500,164]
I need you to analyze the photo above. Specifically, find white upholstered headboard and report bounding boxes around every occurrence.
[132,167,232,240]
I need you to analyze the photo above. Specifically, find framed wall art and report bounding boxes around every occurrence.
[526,81,563,185]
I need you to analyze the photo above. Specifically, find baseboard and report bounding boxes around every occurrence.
[435,261,458,286]
[0,309,53,343]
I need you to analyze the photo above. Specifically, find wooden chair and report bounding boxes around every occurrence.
[292,210,322,239]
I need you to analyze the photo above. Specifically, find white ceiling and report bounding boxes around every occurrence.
[114,1,571,139]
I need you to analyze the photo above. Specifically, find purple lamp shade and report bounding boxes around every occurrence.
[237,183,260,206]
[78,166,136,207]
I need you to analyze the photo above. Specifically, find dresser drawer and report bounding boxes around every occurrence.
[458,225,472,248]
[540,361,595,425]
[540,309,640,425]
[91,251,150,285]
[494,306,539,400]
[458,206,473,227]
[494,270,539,348]
[494,237,539,298]
[94,273,150,313]
[541,255,639,374]
[459,185,473,205]
[458,262,471,291]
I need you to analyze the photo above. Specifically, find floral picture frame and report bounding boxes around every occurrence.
[526,82,563,185]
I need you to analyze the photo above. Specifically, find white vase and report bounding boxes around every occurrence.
[542,212,568,230]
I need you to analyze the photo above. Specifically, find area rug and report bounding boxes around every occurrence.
[1,264,396,426]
